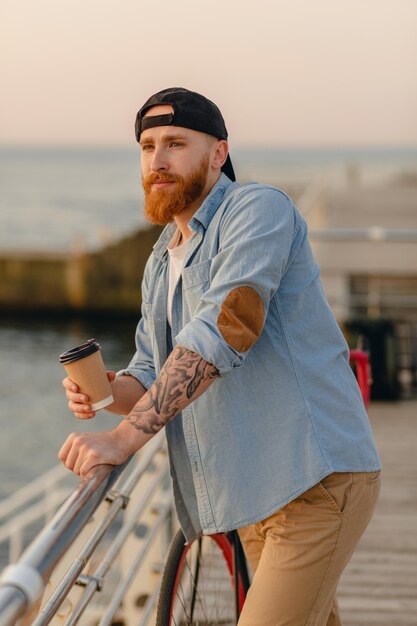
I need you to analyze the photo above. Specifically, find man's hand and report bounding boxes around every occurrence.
[58,427,134,477]
[62,371,117,419]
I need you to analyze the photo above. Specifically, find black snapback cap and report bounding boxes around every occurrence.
[135,87,235,182]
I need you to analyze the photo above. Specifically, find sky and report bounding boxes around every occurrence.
[1,0,416,147]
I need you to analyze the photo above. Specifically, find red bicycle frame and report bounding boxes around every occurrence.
[349,349,371,407]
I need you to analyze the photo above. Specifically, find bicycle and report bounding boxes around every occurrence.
[155,528,250,626]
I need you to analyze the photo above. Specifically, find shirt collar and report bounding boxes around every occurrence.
[153,173,235,260]
[189,173,234,232]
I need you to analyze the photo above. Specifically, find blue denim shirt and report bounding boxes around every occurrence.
[122,174,381,540]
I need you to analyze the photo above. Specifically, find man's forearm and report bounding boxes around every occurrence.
[59,349,218,477]
[107,375,148,416]
[124,346,219,436]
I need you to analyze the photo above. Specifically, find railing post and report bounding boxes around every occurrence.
[118,447,172,626]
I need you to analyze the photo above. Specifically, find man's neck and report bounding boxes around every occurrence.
[173,172,221,242]
[174,206,197,242]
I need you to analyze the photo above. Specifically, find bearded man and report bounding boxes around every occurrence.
[59,88,381,626]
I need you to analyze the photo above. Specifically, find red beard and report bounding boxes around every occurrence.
[142,155,209,225]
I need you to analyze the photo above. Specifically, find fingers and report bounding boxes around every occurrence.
[69,399,96,420]
[62,376,78,392]
[58,432,84,471]
[58,434,73,465]
[74,446,100,476]
[58,432,121,478]
[107,371,117,382]
[62,376,95,419]
[71,404,96,420]
[58,432,100,476]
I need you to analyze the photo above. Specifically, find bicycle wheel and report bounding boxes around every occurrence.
[156,529,247,626]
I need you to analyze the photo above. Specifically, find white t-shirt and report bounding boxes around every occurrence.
[167,228,188,327]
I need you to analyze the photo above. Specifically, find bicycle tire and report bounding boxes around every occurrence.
[156,529,247,626]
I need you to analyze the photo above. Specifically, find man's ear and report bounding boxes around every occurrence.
[211,140,229,170]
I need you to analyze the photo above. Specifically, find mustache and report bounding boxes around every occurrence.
[143,172,183,185]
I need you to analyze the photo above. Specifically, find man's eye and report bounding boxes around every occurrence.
[141,144,153,151]
[169,142,183,148]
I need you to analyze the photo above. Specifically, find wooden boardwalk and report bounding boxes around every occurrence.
[338,400,417,625]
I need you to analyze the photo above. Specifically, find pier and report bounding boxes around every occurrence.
[338,400,417,625]
[0,225,162,316]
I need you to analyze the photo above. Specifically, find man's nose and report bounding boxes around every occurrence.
[150,147,168,172]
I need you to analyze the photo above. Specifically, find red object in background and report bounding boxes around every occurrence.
[349,350,372,408]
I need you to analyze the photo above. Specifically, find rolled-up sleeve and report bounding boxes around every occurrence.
[175,186,296,375]
[117,262,156,390]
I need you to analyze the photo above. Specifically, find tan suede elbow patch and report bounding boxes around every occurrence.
[217,287,264,352]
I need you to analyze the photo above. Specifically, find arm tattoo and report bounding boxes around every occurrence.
[125,346,219,435]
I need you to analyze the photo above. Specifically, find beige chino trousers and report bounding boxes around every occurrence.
[237,471,381,626]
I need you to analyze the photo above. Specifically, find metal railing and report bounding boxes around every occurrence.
[0,432,171,626]
[0,466,69,524]
[309,227,417,242]
[0,466,74,565]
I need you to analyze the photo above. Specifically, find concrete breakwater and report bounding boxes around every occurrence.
[0,225,162,316]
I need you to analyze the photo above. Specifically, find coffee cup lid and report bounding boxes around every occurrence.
[59,338,101,365]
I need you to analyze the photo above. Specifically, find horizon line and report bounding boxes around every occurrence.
[1,142,417,152]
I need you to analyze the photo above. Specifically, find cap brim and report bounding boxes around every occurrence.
[221,154,236,182]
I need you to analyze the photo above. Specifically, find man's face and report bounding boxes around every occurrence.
[140,105,215,225]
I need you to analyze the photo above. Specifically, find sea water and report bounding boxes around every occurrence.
[1,145,417,252]
[0,315,138,500]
